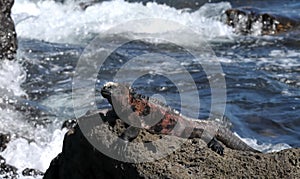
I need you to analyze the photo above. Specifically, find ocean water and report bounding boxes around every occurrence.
[0,0,299,178]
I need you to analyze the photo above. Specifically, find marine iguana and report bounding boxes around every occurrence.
[101,82,259,155]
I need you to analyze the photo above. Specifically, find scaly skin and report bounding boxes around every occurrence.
[101,82,259,155]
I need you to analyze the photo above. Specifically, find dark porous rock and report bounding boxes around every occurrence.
[225,7,300,35]
[22,168,44,177]
[68,0,223,11]
[0,155,18,179]
[0,133,10,152]
[0,0,17,60]
[61,119,77,130]
[44,109,300,178]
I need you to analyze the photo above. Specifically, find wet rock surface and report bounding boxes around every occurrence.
[0,137,43,178]
[0,133,10,152]
[0,1,25,178]
[61,119,77,130]
[65,0,226,10]
[0,155,18,179]
[22,168,44,177]
[44,109,300,178]
[0,0,17,60]
[224,7,299,35]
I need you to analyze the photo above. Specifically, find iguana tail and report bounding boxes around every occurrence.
[216,126,260,153]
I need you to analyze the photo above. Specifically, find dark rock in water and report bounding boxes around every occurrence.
[0,137,18,178]
[61,119,77,130]
[22,168,44,177]
[0,0,17,60]
[76,0,226,11]
[125,0,212,10]
[0,133,10,152]
[0,155,18,179]
[0,156,5,165]
[0,156,42,178]
[44,109,300,178]
[78,1,101,10]
[225,7,299,35]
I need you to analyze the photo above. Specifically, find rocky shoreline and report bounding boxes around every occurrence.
[0,1,299,178]
[0,133,18,178]
[0,0,44,178]
[1,133,44,178]
[44,109,300,178]
[0,0,17,60]
[0,0,17,176]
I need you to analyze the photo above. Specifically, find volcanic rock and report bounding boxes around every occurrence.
[44,109,300,178]
[0,133,10,152]
[0,155,18,179]
[0,0,17,60]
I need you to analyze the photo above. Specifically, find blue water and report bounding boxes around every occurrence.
[0,0,300,176]
[16,0,300,147]
[20,35,300,147]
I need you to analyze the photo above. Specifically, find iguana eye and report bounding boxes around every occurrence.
[114,88,121,95]
[129,88,136,95]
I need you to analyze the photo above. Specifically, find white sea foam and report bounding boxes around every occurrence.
[0,60,66,177]
[12,0,233,44]
[0,60,27,97]
[235,133,292,153]
[0,128,66,173]
[0,60,32,138]
[0,108,36,139]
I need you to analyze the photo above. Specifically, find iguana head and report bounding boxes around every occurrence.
[101,82,127,104]
[101,82,145,126]
[101,82,137,107]
[101,82,173,116]
[101,82,150,116]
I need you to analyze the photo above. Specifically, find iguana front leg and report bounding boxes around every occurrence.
[190,127,224,155]
[207,138,224,155]
[116,110,142,142]
[120,126,141,142]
